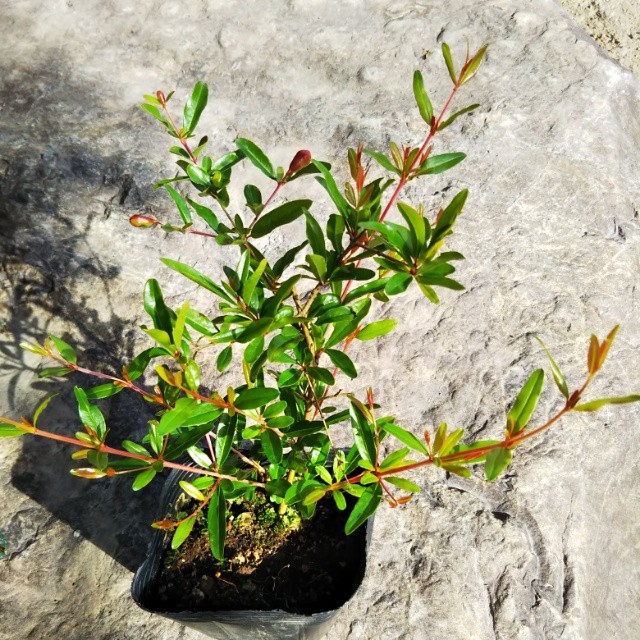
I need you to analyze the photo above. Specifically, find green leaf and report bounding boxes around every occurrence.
[236,138,274,179]
[278,368,303,388]
[217,345,233,372]
[315,306,354,325]
[161,258,231,301]
[165,185,192,225]
[419,152,466,175]
[363,149,401,175]
[183,81,209,134]
[19,341,48,356]
[244,336,264,364]
[127,347,167,381]
[172,301,189,349]
[33,394,57,428]
[573,395,640,412]
[143,279,172,333]
[285,479,325,505]
[242,258,267,305]
[85,383,124,400]
[534,336,569,398]
[234,387,279,410]
[188,446,212,468]
[382,422,429,456]
[171,516,196,550]
[186,164,211,187]
[146,329,174,355]
[432,422,447,455]
[122,440,151,456]
[485,447,512,481]
[267,416,294,430]
[165,423,216,460]
[333,491,347,510]
[312,159,350,216]
[38,366,73,378]
[437,104,480,131]
[212,149,245,170]
[441,42,457,84]
[235,318,274,343]
[439,428,465,457]
[327,214,345,252]
[141,102,170,128]
[440,462,472,478]
[315,465,333,485]
[588,334,599,374]
[460,44,488,85]
[325,349,357,379]
[307,366,335,386]
[506,369,545,436]
[185,360,201,390]
[342,278,392,305]
[74,387,106,440]
[158,398,222,436]
[431,189,468,245]
[417,275,464,291]
[48,335,76,364]
[261,429,283,464]
[384,272,413,296]
[378,447,410,471]
[345,484,382,534]
[132,468,156,491]
[179,480,207,501]
[272,242,308,278]
[244,184,262,213]
[448,439,500,464]
[397,202,427,247]
[251,200,312,239]
[412,69,434,124]
[349,403,377,464]
[386,477,421,493]
[208,485,226,560]
[305,254,327,281]
[302,488,327,505]
[305,210,326,257]
[215,416,235,465]
[188,199,219,231]
[0,423,27,438]
[356,319,397,341]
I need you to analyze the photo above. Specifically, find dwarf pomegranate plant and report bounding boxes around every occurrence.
[3,43,638,563]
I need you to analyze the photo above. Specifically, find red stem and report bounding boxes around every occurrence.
[339,82,461,302]
[32,427,264,486]
[161,103,197,163]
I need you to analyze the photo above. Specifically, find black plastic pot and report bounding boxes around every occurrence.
[131,466,373,640]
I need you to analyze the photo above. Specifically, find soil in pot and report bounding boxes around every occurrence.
[149,491,367,614]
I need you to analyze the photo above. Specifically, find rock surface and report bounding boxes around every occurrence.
[559,0,640,73]
[1,1,640,639]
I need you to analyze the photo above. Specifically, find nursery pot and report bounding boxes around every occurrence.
[131,465,373,640]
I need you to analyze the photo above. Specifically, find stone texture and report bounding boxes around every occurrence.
[559,0,640,74]
[1,1,640,639]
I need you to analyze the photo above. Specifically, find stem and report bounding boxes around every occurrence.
[302,369,334,449]
[161,102,197,163]
[339,81,461,302]
[31,426,265,487]
[328,370,595,491]
[49,351,269,473]
[249,181,283,230]
[278,468,296,515]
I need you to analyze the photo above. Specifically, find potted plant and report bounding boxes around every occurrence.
[2,42,638,639]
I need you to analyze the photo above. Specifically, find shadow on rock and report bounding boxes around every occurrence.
[0,63,164,572]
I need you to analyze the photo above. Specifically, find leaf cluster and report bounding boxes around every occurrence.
[4,42,638,565]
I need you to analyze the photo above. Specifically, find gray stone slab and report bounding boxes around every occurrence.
[1,1,639,639]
